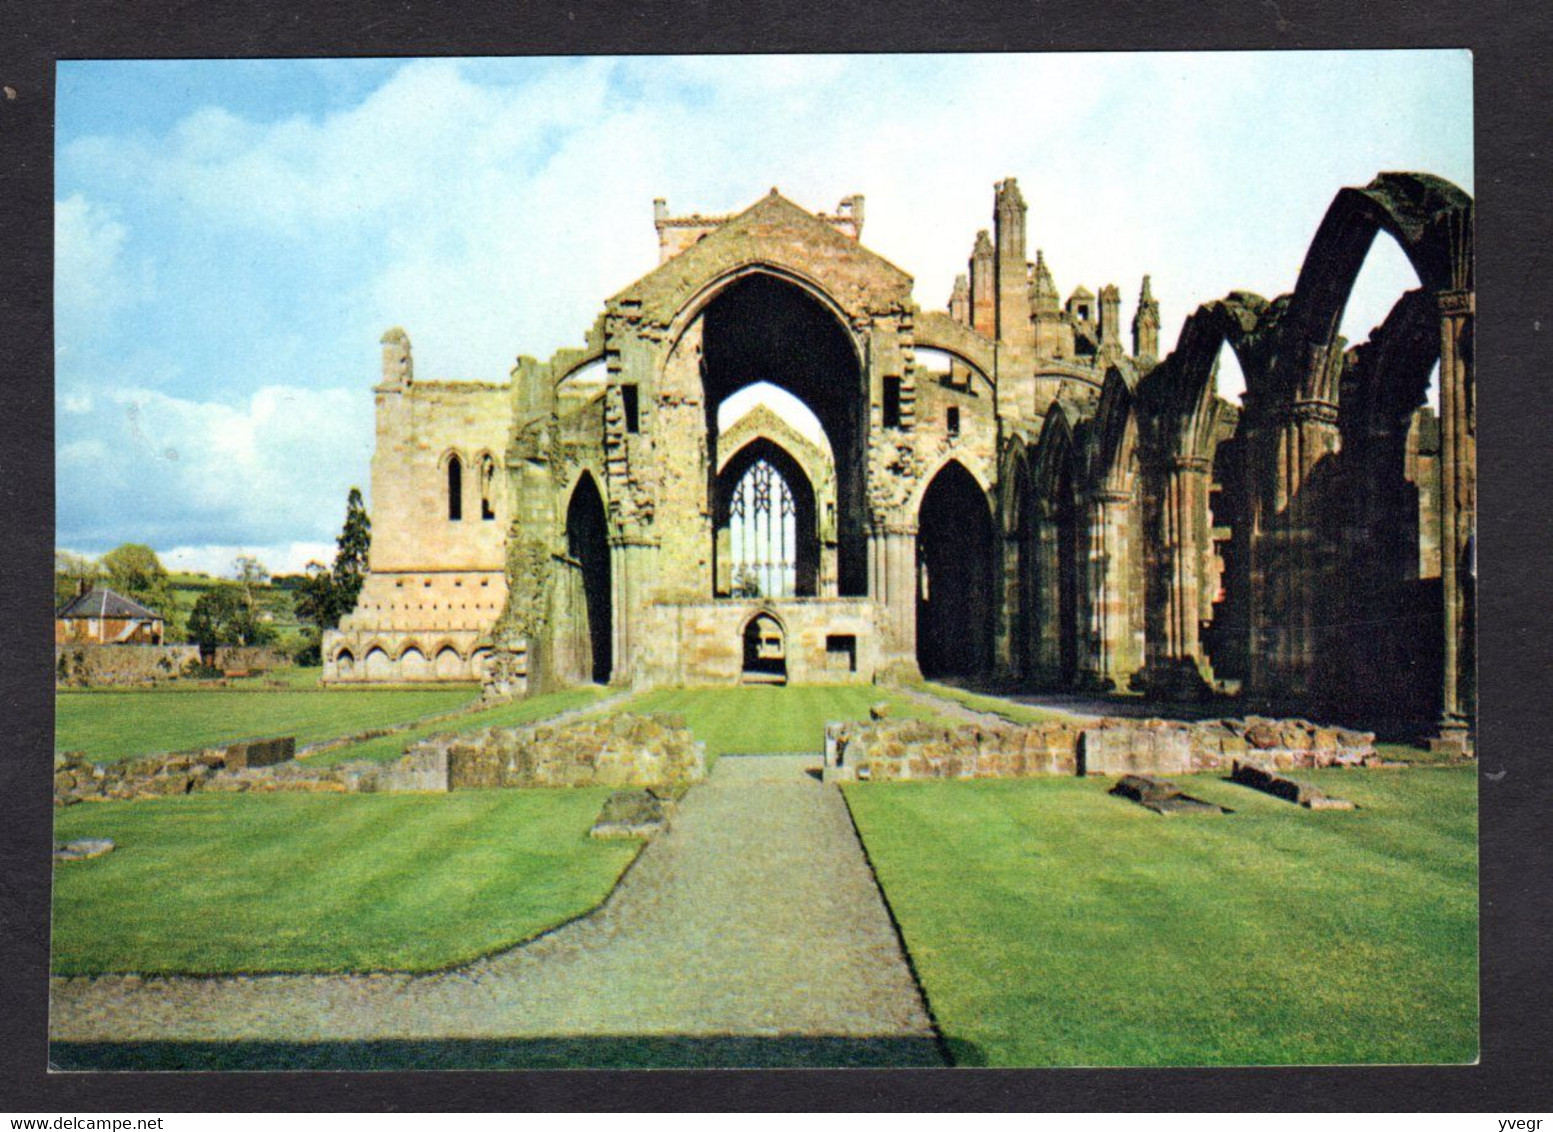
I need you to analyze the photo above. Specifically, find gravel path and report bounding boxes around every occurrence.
[51,754,941,1066]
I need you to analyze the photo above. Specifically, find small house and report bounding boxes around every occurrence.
[55,586,165,645]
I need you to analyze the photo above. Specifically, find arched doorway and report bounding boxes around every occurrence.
[565,472,613,685]
[699,272,868,596]
[917,460,995,678]
[715,437,819,598]
[742,612,787,684]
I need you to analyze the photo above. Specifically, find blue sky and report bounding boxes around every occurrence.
[55,52,1473,574]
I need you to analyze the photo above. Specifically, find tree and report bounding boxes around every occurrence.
[291,488,373,666]
[293,561,340,632]
[100,543,173,618]
[332,487,371,617]
[186,585,246,654]
[186,583,275,655]
[231,554,270,618]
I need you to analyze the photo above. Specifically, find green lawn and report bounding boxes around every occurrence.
[307,686,611,765]
[51,790,638,975]
[56,686,480,760]
[845,766,1477,1067]
[624,684,942,761]
[916,681,1073,725]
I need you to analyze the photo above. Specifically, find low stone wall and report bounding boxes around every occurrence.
[411,713,706,789]
[54,737,297,805]
[212,646,291,674]
[55,714,704,804]
[55,644,201,687]
[824,715,1377,782]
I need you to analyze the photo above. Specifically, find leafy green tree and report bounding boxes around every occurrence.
[186,585,247,654]
[291,488,372,666]
[100,543,174,617]
[187,583,275,655]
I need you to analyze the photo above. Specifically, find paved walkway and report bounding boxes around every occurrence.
[51,755,942,1067]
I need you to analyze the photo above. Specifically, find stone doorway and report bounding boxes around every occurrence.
[917,460,995,678]
[741,612,788,685]
[565,472,613,685]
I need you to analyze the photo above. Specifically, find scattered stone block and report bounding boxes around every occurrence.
[869,701,891,721]
[589,788,671,839]
[1230,759,1356,809]
[1108,774,1228,815]
[53,838,114,861]
[223,736,295,770]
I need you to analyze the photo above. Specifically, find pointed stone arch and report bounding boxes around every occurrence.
[561,469,614,686]
[916,458,995,679]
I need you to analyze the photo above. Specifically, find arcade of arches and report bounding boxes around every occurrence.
[322,175,1474,741]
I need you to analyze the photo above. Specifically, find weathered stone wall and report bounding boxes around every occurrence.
[212,646,291,673]
[55,644,201,687]
[636,599,880,686]
[55,714,702,805]
[414,713,705,789]
[324,336,512,683]
[825,715,1377,781]
[54,737,296,805]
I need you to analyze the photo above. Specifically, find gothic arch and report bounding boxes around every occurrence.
[916,458,996,678]
[1278,173,1472,404]
[1142,292,1271,459]
[1091,368,1142,495]
[564,469,614,685]
[692,269,871,597]
[714,435,821,598]
[907,448,995,519]
[665,262,865,368]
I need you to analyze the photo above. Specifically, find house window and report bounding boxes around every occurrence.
[947,406,961,436]
[621,384,640,434]
[883,376,902,429]
[447,455,463,521]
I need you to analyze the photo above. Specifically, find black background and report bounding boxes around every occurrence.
[2,0,1549,1111]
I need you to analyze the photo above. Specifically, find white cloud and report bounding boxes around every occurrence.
[58,383,373,551]
[54,194,149,344]
[163,541,337,577]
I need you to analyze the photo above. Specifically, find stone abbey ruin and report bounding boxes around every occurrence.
[322,173,1474,741]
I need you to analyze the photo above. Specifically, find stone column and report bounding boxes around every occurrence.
[869,524,920,677]
[1436,289,1476,743]
[1147,456,1213,698]
[1287,401,1342,701]
[1081,488,1133,690]
[1245,398,1339,706]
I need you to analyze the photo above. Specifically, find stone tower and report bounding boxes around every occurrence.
[994,178,1033,352]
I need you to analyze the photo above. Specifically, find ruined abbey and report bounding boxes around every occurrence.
[321,173,1475,741]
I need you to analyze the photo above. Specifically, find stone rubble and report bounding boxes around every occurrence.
[824,714,1377,782]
